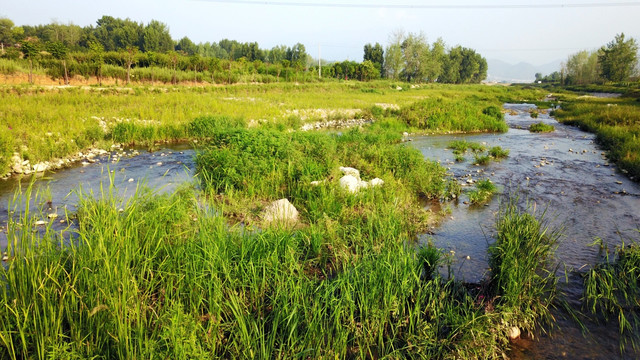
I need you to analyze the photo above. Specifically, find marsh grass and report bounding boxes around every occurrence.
[488,198,561,337]
[489,146,509,159]
[468,179,497,204]
[529,122,555,133]
[583,236,640,350]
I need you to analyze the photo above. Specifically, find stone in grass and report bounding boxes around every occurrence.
[262,198,299,226]
[339,174,384,193]
[339,166,361,179]
[508,326,521,340]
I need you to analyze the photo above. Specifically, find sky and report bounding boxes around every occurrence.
[2,0,640,66]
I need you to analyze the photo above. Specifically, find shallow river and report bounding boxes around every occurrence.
[412,104,640,359]
[1,104,639,358]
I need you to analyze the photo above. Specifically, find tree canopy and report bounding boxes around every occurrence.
[598,33,638,82]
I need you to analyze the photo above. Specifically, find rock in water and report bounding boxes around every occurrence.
[262,199,299,225]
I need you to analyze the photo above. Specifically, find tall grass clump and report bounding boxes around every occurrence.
[468,179,497,204]
[489,146,509,159]
[488,198,561,337]
[529,122,555,133]
[583,237,640,350]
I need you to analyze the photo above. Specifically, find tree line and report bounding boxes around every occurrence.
[536,33,639,85]
[0,16,488,84]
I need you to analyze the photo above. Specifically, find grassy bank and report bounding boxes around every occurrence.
[0,81,549,175]
[0,123,564,358]
[549,86,640,180]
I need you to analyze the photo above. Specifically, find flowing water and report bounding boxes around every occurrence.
[1,104,639,358]
[0,144,196,248]
[412,104,640,359]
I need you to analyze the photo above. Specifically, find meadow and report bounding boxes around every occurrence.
[0,81,547,176]
[1,79,639,358]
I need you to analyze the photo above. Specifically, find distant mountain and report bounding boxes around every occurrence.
[486,59,561,83]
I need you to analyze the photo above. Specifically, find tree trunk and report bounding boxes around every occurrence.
[127,62,131,85]
[63,59,69,85]
[28,59,33,84]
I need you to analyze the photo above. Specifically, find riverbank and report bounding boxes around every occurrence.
[550,87,640,181]
[0,81,549,177]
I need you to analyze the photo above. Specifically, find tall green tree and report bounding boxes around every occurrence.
[142,20,173,52]
[20,38,40,84]
[124,46,138,84]
[363,42,384,75]
[175,36,196,55]
[564,50,599,85]
[46,41,69,84]
[384,30,404,80]
[598,33,638,82]
[89,41,105,85]
[0,18,16,50]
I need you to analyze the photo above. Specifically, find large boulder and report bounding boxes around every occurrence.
[262,198,299,226]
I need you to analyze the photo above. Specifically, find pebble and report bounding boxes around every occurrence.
[156,162,163,166]
[128,178,134,182]
[34,220,46,226]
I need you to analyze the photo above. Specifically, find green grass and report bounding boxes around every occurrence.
[582,237,640,351]
[488,198,561,337]
[468,179,498,204]
[0,82,551,175]
[488,146,509,159]
[0,165,500,359]
[529,122,555,133]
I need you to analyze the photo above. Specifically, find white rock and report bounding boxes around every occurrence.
[262,198,299,225]
[339,167,361,180]
[369,178,384,187]
[310,180,324,186]
[47,213,58,219]
[339,175,361,193]
[508,326,521,340]
[128,178,135,182]
[33,162,48,173]
[35,220,47,226]
[403,132,409,137]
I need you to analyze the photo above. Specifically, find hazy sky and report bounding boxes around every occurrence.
[2,0,640,66]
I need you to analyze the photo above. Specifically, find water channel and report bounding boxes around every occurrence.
[0,104,639,358]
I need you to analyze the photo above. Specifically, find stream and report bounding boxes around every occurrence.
[413,104,640,359]
[1,104,639,358]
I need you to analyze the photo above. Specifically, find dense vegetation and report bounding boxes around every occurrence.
[0,16,487,84]
[0,119,565,358]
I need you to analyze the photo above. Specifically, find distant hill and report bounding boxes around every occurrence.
[486,59,561,83]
